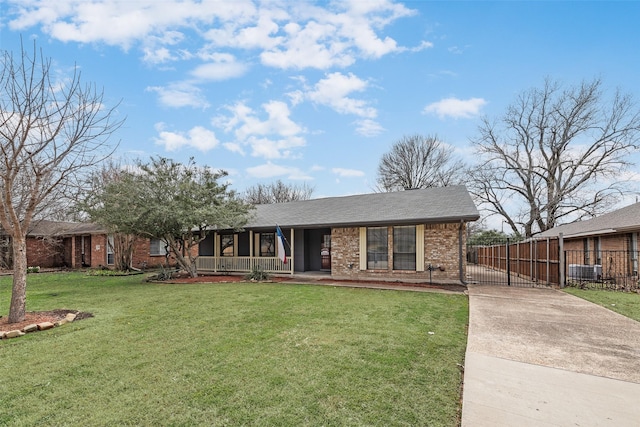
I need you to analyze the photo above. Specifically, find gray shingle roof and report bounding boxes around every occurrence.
[536,202,640,238]
[25,220,107,237]
[248,186,479,229]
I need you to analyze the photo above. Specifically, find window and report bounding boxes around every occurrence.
[367,227,388,269]
[393,226,416,270]
[260,233,275,257]
[595,237,602,265]
[106,235,114,265]
[220,234,234,257]
[150,238,169,256]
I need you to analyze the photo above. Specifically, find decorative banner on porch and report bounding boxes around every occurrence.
[276,225,287,264]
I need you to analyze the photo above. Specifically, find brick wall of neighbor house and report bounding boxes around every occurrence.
[563,233,637,280]
[26,236,65,268]
[564,235,632,253]
[132,237,166,269]
[331,223,465,283]
[89,234,108,268]
[130,237,196,269]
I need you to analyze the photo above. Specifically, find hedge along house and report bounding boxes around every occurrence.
[197,186,480,284]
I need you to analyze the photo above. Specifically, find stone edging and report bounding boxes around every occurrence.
[1,312,77,340]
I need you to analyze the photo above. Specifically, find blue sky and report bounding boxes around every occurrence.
[2,0,640,210]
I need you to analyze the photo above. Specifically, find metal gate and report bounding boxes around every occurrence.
[466,237,560,287]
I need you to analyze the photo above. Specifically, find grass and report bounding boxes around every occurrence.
[564,287,640,322]
[0,272,468,426]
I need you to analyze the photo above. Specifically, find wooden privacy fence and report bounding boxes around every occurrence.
[470,235,640,290]
[468,237,560,287]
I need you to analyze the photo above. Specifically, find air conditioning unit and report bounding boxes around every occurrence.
[568,264,602,280]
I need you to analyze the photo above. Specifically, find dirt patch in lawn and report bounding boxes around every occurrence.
[0,309,93,334]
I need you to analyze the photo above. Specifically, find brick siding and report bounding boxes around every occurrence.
[331,223,466,284]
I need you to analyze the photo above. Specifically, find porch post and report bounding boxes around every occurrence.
[559,233,565,288]
[70,236,77,268]
[213,231,218,273]
[290,228,294,275]
[249,230,254,270]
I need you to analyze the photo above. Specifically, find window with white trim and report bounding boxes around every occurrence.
[150,238,169,256]
[107,235,114,265]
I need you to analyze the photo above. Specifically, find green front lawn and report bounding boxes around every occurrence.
[1,272,468,426]
[564,287,640,322]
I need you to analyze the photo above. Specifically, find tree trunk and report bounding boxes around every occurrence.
[8,235,27,323]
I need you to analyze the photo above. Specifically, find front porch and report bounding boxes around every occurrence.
[197,227,332,275]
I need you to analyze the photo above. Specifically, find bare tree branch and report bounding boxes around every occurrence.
[244,180,314,204]
[468,77,640,237]
[376,134,465,192]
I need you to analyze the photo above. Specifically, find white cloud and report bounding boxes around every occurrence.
[423,97,487,119]
[355,119,385,137]
[7,1,416,71]
[246,162,312,180]
[290,72,378,123]
[213,100,306,159]
[402,40,434,53]
[307,72,376,118]
[190,53,248,81]
[332,168,365,177]
[7,0,257,49]
[153,123,219,152]
[146,83,209,109]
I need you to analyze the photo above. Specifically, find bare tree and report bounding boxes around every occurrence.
[376,134,464,192]
[244,180,314,204]
[0,40,122,323]
[468,78,640,237]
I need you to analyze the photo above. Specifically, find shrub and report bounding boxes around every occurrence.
[27,266,40,273]
[244,266,270,282]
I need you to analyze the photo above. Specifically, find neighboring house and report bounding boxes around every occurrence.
[0,221,175,270]
[536,202,640,282]
[197,186,480,284]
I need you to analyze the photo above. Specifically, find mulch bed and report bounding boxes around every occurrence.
[162,273,466,293]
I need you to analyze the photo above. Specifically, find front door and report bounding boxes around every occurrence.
[321,233,331,270]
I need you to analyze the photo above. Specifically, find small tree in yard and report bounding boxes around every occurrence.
[79,161,137,271]
[0,40,122,323]
[82,157,253,277]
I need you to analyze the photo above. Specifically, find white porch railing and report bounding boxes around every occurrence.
[197,256,292,273]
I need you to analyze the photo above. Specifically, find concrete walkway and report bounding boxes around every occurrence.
[462,285,640,426]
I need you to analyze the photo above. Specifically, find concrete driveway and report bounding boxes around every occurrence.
[462,284,640,426]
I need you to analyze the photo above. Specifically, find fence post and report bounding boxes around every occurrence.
[506,238,511,286]
[559,233,565,288]
[546,238,550,285]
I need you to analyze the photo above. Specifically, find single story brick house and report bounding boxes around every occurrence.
[536,202,640,281]
[197,186,479,284]
[0,221,175,270]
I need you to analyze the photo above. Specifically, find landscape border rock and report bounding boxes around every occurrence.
[1,310,93,340]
